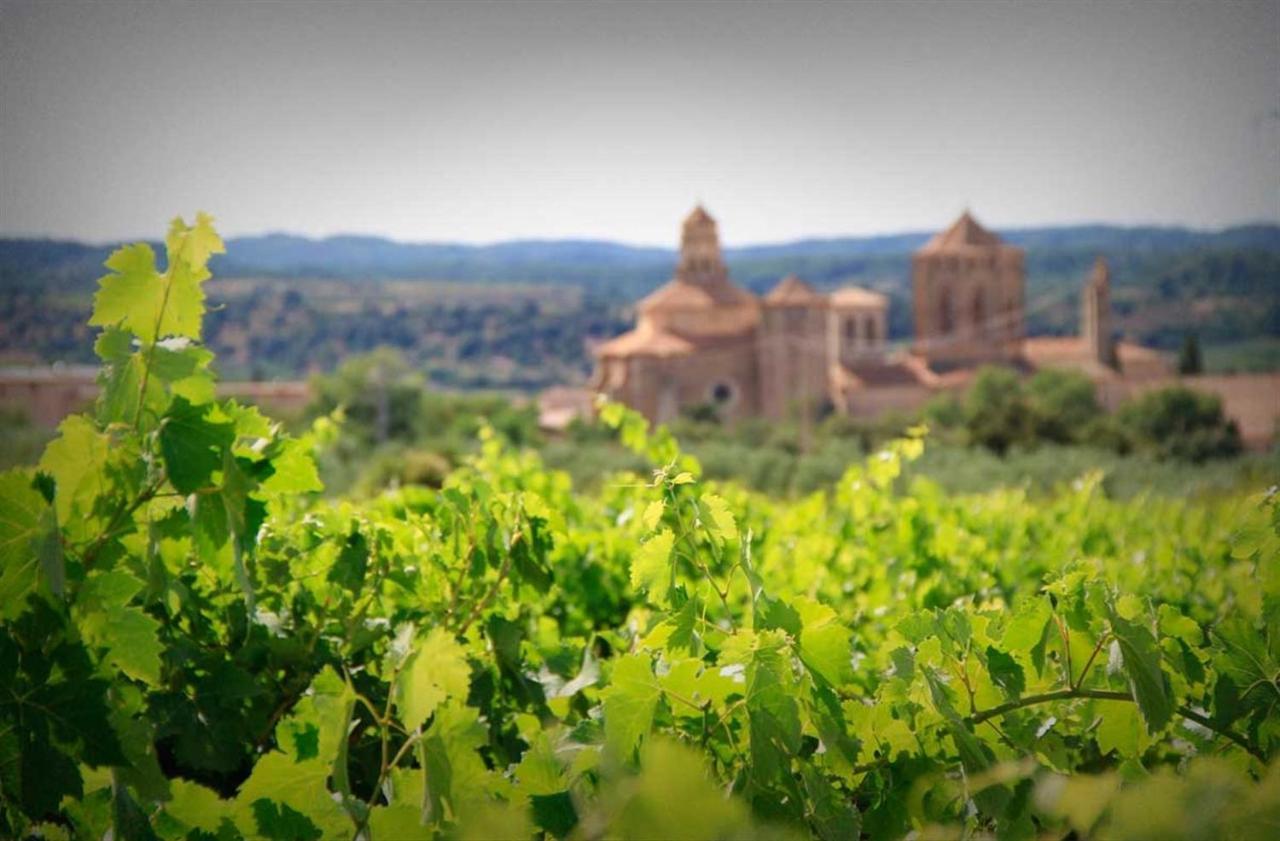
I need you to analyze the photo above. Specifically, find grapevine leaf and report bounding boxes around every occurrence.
[94,324,133,361]
[1095,700,1147,758]
[629,529,674,604]
[420,700,492,823]
[737,630,803,787]
[250,800,322,840]
[602,653,661,759]
[97,352,162,425]
[164,780,228,833]
[0,471,55,617]
[665,593,701,655]
[896,611,936,644]
[531,791,578,838]
[985,646,1026,700]
[2,601,127,818]
[170,373,216,405]
[1211,613,1280,722]
[158,397,234,494]
[1004,598,1052,651]
[1157,605,1201,645]
[75,571,163,685]
[167,212,226,270]
[802,764,861,841]
[397,628,471,732]
[367,804,428,840]
[641,498,664,531]
[234,754,341,839]
[327,529,368,593]
[1108,607,1174,733]
[796,598,853,687]
[511,516,554,594]
[701,493,737,541]
[89,243,164,342]
[1003,597,1053,676]
[39,416,110,537]
[260,438,323,494]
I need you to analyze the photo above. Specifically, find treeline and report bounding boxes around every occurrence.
[299,350,1261,501]
[0,281,630,387]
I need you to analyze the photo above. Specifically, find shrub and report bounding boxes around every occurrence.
[1114,385,1242,462]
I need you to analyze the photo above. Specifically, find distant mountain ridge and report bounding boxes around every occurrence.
[3,223,1278,291]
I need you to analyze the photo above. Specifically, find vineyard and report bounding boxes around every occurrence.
[2,216,1278,839]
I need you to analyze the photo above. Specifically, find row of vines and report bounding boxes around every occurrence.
[1,216,1278,839]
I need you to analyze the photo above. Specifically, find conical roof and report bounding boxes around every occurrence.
[918,210,1006,254]
[764,274,823,306]
[683,204,714,228]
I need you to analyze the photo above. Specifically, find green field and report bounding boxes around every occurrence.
[1205,337,1280,374]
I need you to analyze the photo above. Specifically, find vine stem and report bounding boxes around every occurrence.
[79,475,165,570]
[671,494,737,631]
[134,261,178,431]
[1072,634,1110,690]
[968,688,1264,762]
[454,510,521,635]
[846,687,1265,774]
[663,687,707,713]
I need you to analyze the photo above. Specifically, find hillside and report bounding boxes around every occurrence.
[2,223,1278,384]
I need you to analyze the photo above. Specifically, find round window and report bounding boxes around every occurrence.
[710,381,735,405]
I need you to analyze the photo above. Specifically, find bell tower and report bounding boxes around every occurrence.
[676,205,730,289]
[1081,256,1116,369]
[912,210,1025,369]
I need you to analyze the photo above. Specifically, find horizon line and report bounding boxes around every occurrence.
[1,216,1278,251]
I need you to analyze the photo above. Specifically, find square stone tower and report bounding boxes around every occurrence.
[912,211,1025,369]
[757,275,828,420]
[1081,256,1116,369]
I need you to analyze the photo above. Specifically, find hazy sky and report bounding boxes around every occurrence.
[1,1,1277,245]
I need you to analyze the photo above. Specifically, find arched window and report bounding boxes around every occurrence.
[845,318,857,342]
[940,288,954,335]
[973,288,986,336]
[864,316,877,343]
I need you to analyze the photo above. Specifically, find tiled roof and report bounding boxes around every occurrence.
[594,324,695,358]
[829,286,888,308]
[1022,337,1171,379]
[918,210,1010,254]
[684,204,714,227]
[764,274,824,306]
[638,280,718,312]
[837,359,929,388]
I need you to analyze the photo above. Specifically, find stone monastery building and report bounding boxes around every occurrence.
[592,205,1173,424]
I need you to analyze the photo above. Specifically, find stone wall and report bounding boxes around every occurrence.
[0,369,312,427]
[622,336,761,425]
[1097,372,1280,450]
[758,307,827,421]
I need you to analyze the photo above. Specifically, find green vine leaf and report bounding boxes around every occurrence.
[1108,606,1175,733]
[629,529,674,605]
[158,397,235,494]
[602,653,661,759]
[396,628,471,733]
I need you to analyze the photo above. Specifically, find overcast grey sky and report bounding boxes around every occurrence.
[1,1,1276,246]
